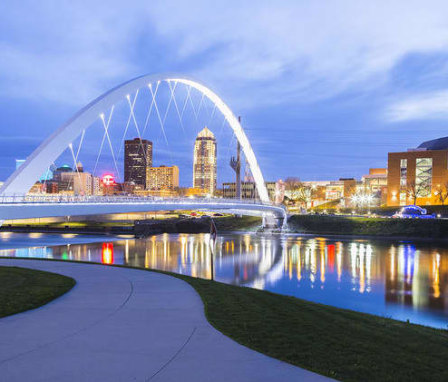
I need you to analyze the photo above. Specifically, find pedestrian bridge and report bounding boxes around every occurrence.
[0,196,286,227]
[0,73,285,228]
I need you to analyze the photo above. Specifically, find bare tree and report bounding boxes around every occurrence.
[435,182,448,205]
[284,177,311,208]
[406,180,427,205]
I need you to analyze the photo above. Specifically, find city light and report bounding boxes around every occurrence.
[101,243,114,264]
[102,174,115,186]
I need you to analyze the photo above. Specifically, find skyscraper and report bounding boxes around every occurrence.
[193,127,217,195]
[124,138,153,188]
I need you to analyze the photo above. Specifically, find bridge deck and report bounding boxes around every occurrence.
[0,197,286,225]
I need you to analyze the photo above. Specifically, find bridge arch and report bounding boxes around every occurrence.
[0,74,269,202]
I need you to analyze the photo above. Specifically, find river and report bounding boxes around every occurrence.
[0,232,447,329]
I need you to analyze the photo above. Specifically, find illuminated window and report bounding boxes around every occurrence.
[400,159,407,188]
[399,191,406,206]
[416,158,432,198]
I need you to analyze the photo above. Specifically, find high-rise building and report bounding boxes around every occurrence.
[92,176,102,195]
[193,127,217,195]
[147,165,179,190]
[124,138,153,188]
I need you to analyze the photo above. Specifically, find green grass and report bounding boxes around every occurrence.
[288,214,448,238]
[172,274,448,382]
[3,257,447,381]
[0,266,76,318]
[214,216,262,231]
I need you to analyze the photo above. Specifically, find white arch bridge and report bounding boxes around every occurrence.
[0,196,286,227]
[0,73,285,228]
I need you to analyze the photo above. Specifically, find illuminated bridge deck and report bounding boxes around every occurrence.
[0,196,286,225]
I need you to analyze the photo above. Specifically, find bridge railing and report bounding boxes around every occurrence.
[0,194,282,208]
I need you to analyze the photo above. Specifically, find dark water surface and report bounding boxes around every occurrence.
[0,232,447,329]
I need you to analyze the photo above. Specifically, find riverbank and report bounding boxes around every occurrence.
[288,214,448,239]
[179,272,448,382]
[0,259,324,382]
[0,216,263,236]
[7,213,448,240]
[0,266,75,318]
[2,257,447,382]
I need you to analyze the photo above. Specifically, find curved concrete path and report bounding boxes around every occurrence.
[0,259,333,382]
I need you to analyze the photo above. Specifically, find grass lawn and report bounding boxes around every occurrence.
[288,214,448,238]
[214,216,262,231]
[173,274,448,382]
[0,266,75,318]
[2,258,447,381]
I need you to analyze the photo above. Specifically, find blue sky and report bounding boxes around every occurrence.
[1,0,448,185]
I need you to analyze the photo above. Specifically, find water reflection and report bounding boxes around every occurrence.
[0,233,447,328]
[102,243,113,265]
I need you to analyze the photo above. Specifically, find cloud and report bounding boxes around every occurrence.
[2,0,448,111]
[0,1,142,105]
[385,90,448,122]
[146,0,448,106]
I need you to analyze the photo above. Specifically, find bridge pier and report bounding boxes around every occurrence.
[262,214,285,230]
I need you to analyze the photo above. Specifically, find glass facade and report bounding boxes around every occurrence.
[399,159,407,205]
[399,192,407,205]
[415,158,432,198]
[400,159,407,187]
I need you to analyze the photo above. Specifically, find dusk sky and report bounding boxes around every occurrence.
[2,0,448,185]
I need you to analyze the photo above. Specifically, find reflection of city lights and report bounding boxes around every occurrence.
[320,241,326,284]
[433,253,440,298]
[336,242,343,282]
[327,244,335,270]
[102,243,114,265]
[390,246,396,281]
[2,230,447,325]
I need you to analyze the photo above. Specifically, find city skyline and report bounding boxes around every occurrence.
[3,2,448,183]
[29,128,219,195]
[2,4,446,382]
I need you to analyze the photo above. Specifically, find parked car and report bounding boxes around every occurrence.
[392,205,436,219]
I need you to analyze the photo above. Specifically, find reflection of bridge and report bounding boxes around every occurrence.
[0,73,284,227]
[0,196,286,226]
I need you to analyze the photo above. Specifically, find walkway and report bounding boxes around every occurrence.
[0,259,333,381]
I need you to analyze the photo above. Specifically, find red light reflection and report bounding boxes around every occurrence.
[102,243,114,264]
[327,244,335,271]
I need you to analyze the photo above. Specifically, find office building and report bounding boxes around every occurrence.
[193,127,217,195]
[222,181,277,201]
[51,164,98,196]
[362,168,387,205]
[387,137,448,206]
[147,165,179,190]
[44,180,59,194]
[124,138,153,187]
